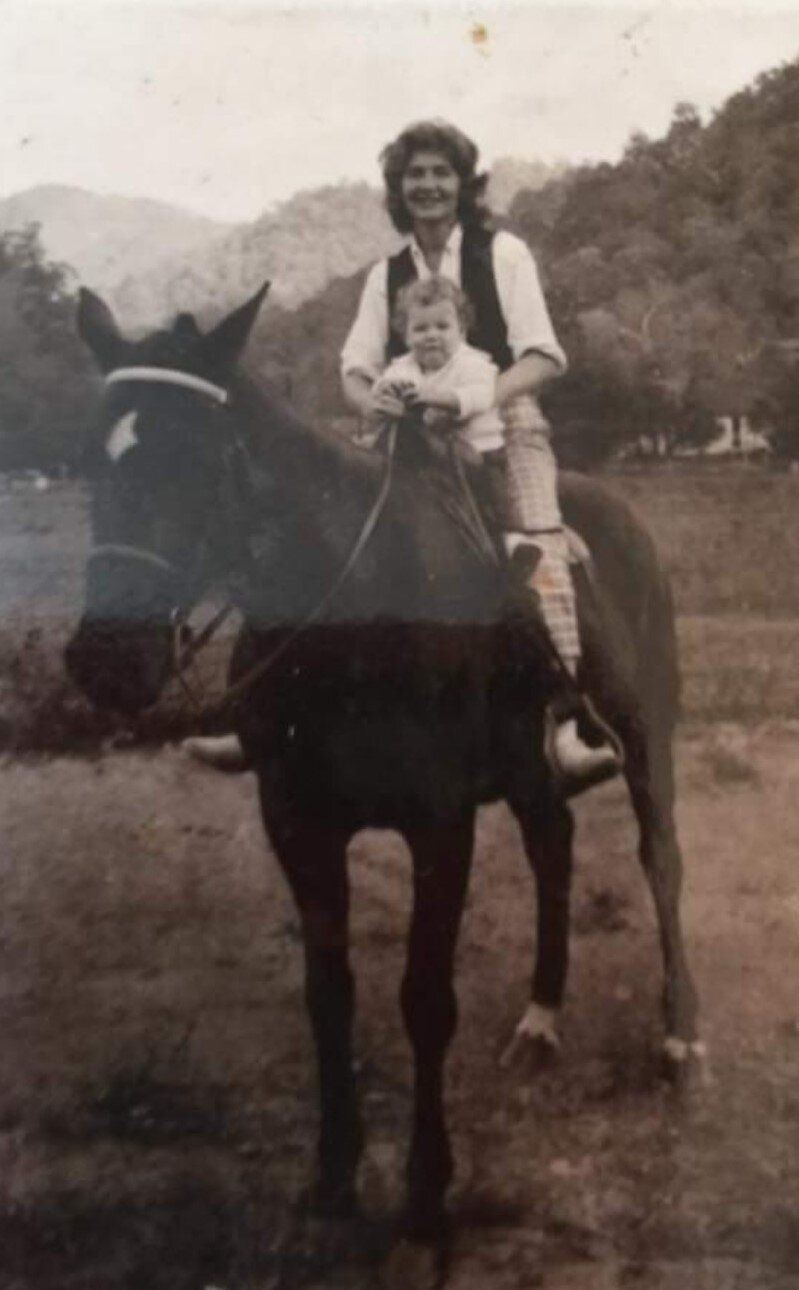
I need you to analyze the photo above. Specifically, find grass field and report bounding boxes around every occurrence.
[1,463,798,751]
[3,464,799,1287]
[606,465,799,722]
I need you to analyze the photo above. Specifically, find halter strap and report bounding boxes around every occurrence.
[88,543,180,580]
[213,422,399,716]
[105,367,230,406]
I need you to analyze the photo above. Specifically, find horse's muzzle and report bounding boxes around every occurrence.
[65,617,173,714]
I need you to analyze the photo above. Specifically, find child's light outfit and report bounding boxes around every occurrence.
[376,342,504,453]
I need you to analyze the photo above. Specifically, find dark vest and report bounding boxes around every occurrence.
[385,226,514,373]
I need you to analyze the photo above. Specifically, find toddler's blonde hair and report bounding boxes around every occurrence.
[393,275,474,340]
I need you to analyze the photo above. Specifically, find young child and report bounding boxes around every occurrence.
[372,275,504,457]
[372,275,620,789]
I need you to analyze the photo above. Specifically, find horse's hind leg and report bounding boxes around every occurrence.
[399,814,475,1245]
[624,716,703,1081]
[501,795,575,1066]
[265,813,362,1216]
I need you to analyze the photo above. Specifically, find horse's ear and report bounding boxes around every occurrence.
[201,281,270,374]
[77,288,124,372]
[173,312,201,343]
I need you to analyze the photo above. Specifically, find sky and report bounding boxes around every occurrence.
[2,0,799,221]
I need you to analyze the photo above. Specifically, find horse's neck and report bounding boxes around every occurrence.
[231,376,391,621]
[230,376,501,628]
[235,375,377,509]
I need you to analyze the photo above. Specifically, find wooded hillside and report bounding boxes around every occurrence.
[251,62,799,458]
[512,64,799,457]
[3,62,799,471]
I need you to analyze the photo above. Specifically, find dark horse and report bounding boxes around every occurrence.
[66,285,702,1280]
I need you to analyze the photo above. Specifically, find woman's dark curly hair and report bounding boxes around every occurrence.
[379,119,491,234]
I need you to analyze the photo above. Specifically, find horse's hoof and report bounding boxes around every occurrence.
[499,1003,561,1070]
[380,1236,448,1290]
[660,1036,711,1091]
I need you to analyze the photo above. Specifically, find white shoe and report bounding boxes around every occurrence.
[180,733,250,772]
[545,717,622,795]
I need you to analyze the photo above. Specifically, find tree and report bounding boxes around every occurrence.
[0,224,93,472]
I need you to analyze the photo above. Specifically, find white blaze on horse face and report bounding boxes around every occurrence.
[106,411,139,462]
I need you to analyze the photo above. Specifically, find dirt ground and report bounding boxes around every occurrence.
[2,725,799,1289]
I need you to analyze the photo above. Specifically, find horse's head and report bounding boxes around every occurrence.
[65,284,269,713]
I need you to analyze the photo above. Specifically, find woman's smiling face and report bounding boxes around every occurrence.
[400,150,460,227]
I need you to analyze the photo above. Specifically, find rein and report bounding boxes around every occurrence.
[211,421,398,717]
[88,542,180,581]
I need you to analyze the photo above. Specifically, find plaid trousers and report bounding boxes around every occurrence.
[496,395,581,671]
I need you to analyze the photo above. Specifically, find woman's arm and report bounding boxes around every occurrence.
[495,350,561,407]
[340,262,410,422]
[492,231,566,408]
[340,260,393,419]
[342,369,377,418]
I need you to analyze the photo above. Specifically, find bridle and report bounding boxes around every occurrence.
[87,368,237,702]
[106,366,230,405]
[89,365,397,716]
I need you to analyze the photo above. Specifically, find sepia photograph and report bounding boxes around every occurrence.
[2,1,799,1285]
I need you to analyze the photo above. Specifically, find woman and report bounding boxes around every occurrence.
[186,119,618,787]
[340,119,618,787]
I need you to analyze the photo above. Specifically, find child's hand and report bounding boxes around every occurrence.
[381,377,419,404]
[391,378,421,406]
[368,378,417,421]
[414,378,460,415]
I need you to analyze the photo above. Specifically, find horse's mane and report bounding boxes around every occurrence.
[232,369,385,496]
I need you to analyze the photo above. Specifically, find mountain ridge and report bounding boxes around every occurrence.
[0,159,564,329]
[0,184,232,299]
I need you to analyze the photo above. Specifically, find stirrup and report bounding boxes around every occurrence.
[544,697,625,798]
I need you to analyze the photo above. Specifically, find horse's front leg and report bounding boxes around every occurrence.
[392,813,475,1273]
[501,795,575,1066]
[265,810,362,1216]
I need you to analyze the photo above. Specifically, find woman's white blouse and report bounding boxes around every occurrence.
[340,224,567,382]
